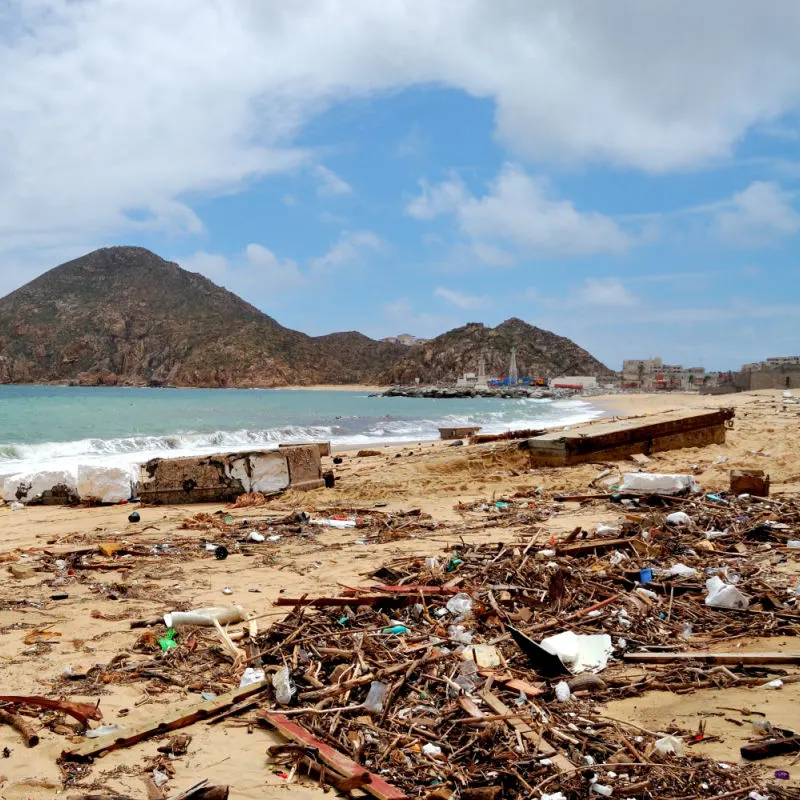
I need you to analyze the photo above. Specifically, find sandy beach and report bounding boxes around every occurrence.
[1,389,798,799]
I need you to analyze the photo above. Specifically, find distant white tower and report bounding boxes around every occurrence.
[476,351,488,388]
[508,347,519,384]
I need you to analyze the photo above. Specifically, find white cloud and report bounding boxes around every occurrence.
[570,278,639,308]
[310,230,383,273]
[407,177,467,220]
[3,1,800,265]
[714,181,800,245]
[182,243,305,297]
[409,164,630,256]
[380,296,452,339]
[470,241,516,267]
[434,286,491,310]
[313,165,353,197]
[281,193,298,207]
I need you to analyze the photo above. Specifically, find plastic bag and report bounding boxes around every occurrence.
[705,576,749,609]
[272,666,295,705]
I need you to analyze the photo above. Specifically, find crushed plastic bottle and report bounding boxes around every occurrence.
[272,666,295,705]
[363,680,389,712]
[240,667,265,687]
[446,593,473,617]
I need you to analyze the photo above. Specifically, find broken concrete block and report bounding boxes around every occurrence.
[730,469,770,497]
[140,451,290,505]
[279,444,324,491]
[9,564,35,579]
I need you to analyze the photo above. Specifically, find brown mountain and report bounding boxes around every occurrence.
[0,247,612,387]
[381,318,613,384]
[0,246,406,387]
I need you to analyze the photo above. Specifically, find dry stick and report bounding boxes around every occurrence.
[267,704,363,716]
[0,708,39,747]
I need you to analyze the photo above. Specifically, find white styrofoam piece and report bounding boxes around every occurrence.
[77,464,135,504]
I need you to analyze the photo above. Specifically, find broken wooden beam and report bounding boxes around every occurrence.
[61,682,270,761]
[624,651,800,665]
[0,708,39,747]
[0,695,102,727]
[479,690,573,772]
[741,735,800,761]
[258,711,407,800]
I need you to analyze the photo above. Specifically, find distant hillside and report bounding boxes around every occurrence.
[381,318,613,384]
[0,247,405,387]
[0,247,612,388]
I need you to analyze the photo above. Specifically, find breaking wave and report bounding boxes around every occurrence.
[0,396,604,481]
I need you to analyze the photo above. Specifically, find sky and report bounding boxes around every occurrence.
[1,1,800,371]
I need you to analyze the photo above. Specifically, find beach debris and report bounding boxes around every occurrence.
[128,510,141,522]
[653,734,685,757]
[554,681,571,702]
[8,563,35,579]
[705,576,750,610]
[240,668,265,688]
[539,631,613,674]
[272,666,295,705]
[730,469,770,497]
[0,709,39,747]
[163,605,245,628]
[61,681,270,761]
[619,473,700,495]
[666,511,692,526]
[258,711,407,800]
[312,517,356,529]
[0,695,102,727]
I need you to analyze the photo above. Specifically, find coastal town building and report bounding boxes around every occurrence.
[622,357,705,390]
[740,356,800,390]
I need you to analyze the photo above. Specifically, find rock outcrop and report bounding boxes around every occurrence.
[381,318,613,385]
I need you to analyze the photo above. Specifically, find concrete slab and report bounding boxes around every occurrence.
[523,408,734,466]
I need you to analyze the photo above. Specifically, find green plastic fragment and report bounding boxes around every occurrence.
[158,628,177,651]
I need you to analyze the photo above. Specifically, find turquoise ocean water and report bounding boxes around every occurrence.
[0,385,602,479]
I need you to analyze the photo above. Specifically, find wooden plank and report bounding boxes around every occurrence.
[61,682,271,761]
[480,690,572,771]
[624,651,800,665]
[556,536,636,557]
[258,711,407,800]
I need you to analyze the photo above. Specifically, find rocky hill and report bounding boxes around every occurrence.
[0,247,406,387]
[381,318,613,385]
[0,247,612,388]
